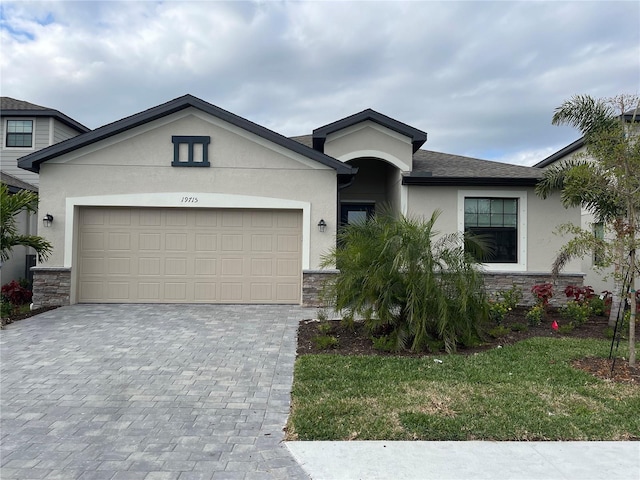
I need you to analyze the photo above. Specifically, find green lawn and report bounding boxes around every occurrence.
[287,337,640,441]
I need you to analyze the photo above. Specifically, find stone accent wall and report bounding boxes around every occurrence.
[302,269,584,307]
[31,267,71,308]
[483,272,584,306]
[302,270,339,307]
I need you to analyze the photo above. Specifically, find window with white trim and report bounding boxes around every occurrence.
[464,198,518,263]
[458,190,527,271]
[6,120,33,147]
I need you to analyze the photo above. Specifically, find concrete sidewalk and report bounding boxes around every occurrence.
[286,441,640,480]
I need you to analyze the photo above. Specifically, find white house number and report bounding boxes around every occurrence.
[180,196,199,203]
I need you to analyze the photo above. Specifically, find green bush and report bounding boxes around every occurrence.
[313,335,339,350]
[499,284,523,309]
[488,325,511,338]
[560,301,591,326]
[371,334,398,352]
[488,301,510,324]
[557,323,575,334]
[511,322,528,332]
[321,210,488,353]
[317,321,333,335]
[587,296,607,316]
[526,305,544,326]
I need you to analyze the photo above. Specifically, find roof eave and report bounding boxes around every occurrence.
[534,137,585,168]
[402,176,541,187]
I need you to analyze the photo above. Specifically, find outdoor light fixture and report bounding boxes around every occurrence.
[43,213,54,227]
[317,219,327,232]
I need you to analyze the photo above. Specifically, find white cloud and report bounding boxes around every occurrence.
[1,0,638,164]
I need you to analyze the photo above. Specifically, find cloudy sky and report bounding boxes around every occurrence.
[1,1,638,166]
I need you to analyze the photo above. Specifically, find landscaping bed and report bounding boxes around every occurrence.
[296,307,639,384]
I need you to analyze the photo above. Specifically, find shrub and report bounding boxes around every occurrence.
[317,322,333,335]
[371,334,398,352]
[313,335,339,350]
[488,301,510,325]
[511,322,528,332]
[557,323,575,334]
[1,280,32,307]
[526,305,544,326]
[531,283,553,307]
[560,301,591,326]
[321,210,488,353]
[499,284,523,309]
[488,325,511,338]
[587,296,607,316]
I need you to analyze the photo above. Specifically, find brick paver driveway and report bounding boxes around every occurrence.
[1,304,311,480]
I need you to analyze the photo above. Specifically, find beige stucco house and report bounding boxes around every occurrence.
[17,94,582,307]
[1,97,89,285]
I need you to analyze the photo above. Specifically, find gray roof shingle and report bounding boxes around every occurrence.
[290,135,543,185]
[1,97,49,111]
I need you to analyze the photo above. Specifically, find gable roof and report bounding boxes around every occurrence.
[290,136,543,186]
[17,94,356,178]
[312,108,427,153]
[1,97,90,134]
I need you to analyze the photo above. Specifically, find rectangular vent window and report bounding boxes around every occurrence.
[172,136,211,167]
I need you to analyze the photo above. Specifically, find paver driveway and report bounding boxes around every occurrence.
[1,304,312,480]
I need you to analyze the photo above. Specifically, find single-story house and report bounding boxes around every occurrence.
[17,94,582,307]
[1,97,89,286]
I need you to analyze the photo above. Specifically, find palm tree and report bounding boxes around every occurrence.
[321,209,489,353]
[536,94,640,366]
[0,183,52,264]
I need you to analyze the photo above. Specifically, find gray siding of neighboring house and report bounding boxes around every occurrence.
[1,117,85,187]
[53,119,81,143]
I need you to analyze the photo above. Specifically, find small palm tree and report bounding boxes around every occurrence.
[321,210,488,353]
[536,94,639,366]
[1,183,52,263]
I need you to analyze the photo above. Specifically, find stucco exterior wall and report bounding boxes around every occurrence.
[35,109,338,275]
[407,185,582,275]
[538,144,613,293]
[324,121,413,171]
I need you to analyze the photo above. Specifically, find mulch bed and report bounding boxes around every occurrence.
[1,306,58,328]
[297,307,640,384]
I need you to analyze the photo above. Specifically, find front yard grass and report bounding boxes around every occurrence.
[286,337,640,441]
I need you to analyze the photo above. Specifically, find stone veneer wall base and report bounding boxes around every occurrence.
[31,267,71,308]
[303,270,585,307]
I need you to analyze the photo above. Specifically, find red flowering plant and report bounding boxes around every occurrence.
[1,280,33,315]
[531,283,554,307]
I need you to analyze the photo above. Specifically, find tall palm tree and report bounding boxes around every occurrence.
[0,183,52,264]
[536,94,640,366]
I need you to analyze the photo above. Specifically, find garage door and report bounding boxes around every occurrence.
[77,207,302,303]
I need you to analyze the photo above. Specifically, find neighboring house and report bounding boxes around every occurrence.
[17,94,582,308]
[534,109,639,295]
[1,97,89,286]
[0,172,39,285]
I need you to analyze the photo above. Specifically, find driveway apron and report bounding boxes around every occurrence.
[1,304,312,480]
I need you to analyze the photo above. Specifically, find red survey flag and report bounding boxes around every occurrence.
[551,320,559,331]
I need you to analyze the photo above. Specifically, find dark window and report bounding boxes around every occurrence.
[171,136,210,167]
[340,203,375,226]
[464,198,518,263]
[6,120,33,147]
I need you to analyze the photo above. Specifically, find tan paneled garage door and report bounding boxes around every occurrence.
[77,207,302,304]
